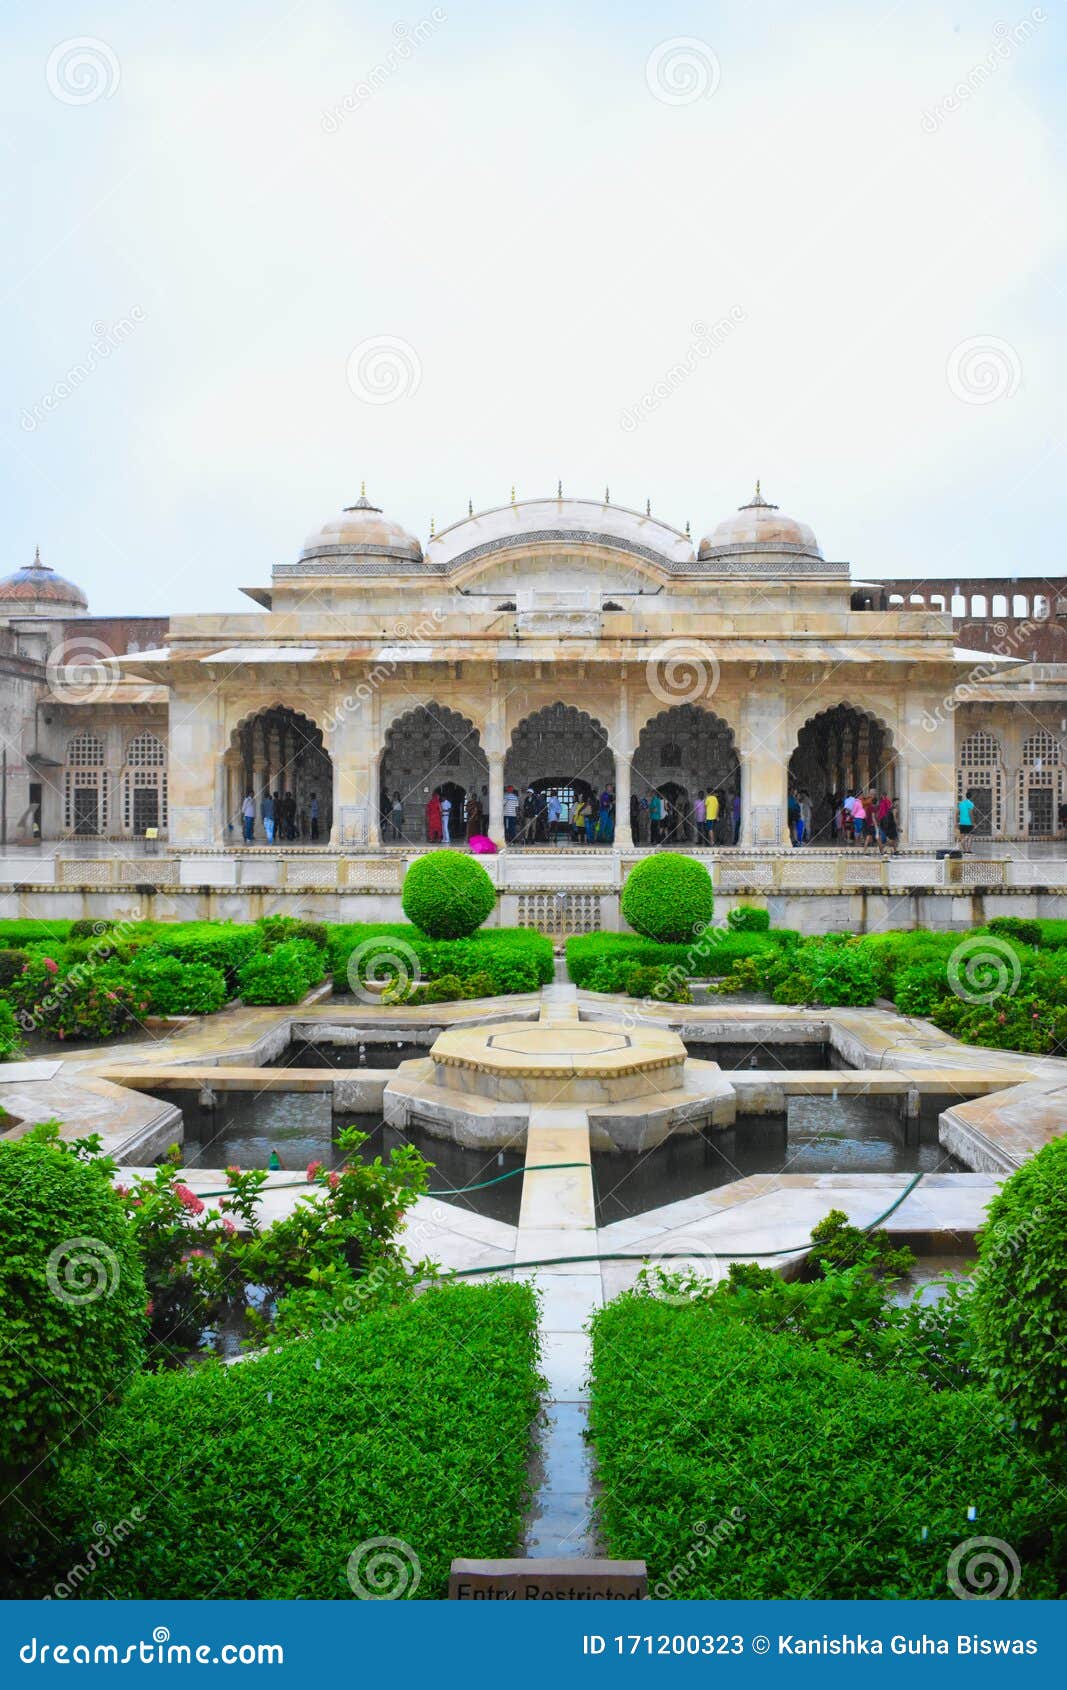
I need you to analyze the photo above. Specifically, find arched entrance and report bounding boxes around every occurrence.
[789,704,897,842]
[633,704,740,844]
[505,705,615,840]
[379,703,489,844]
[227,706,333,843]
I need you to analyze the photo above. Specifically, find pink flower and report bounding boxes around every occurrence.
[115,1183,128,1197]
[306,1160,323,1183]
[43,958,58,975]
[225,1164,241,1177]
[327,1170,340,1191]
[145,1300,154,1318]
[221,1217,236,1235]
[173,1182,205,1216]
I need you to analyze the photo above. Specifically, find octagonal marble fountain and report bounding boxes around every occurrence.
[382,1015,735,1150]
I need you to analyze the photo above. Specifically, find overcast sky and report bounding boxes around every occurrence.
[2,0,1063,616]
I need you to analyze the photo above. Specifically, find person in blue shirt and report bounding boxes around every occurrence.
[957,791,976,854]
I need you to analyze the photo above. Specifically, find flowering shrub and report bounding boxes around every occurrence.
[6,956,147,1042]
[0,1000,23,1061]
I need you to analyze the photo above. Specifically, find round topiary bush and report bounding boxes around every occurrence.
[0,1126,146,1493]
[402,850,496,940]
[620,852,713,944]
[971,1135,1067,1463]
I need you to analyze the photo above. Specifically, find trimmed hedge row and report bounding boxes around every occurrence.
[566,928,796,990]
[331,924,553,998]
[588,1295,1061,1599]
[30,1284,540,1599]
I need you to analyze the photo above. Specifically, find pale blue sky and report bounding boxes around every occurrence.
[2,0,1064,614]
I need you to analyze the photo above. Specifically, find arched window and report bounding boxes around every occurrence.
[951,594,967,617]
[1034,594,1050,619]
[971,594,987,618]
[992,594,1008,617]
[1019,730,1064,836]
[930,594,946,611]
[888,593,904,607]
[123,732,168,834]
[1012,594,1029,617]
[908,593,925,607]
[958,730,1003,836]
[64,733,107,835]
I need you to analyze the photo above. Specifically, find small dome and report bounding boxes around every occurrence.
[699,484,822,561]
[0,548,89,613]
[299,487,423,566]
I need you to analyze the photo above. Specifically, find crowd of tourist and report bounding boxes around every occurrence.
[788,787,898,852]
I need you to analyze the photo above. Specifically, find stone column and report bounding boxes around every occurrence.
[740,686,788,845]
[614,673,633,845]
[901,684,955,846]
[329,678,378,847]
[488,751,504,846]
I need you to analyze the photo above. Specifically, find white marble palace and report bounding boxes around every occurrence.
[2,484,1066,870]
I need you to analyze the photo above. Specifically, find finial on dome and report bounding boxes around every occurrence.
[468,497,473,517]
[645,498,651,516]
[557,479,562,499]
[360,478,366,499]
[430,515,436,538]
[685,518,691,538]
[33,545,43,568]
[604,485,610,504]
[510,485,516,505]
[755,478,761,500]
[740,480,777,512]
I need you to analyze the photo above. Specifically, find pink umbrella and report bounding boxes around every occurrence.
[468,834,498,854]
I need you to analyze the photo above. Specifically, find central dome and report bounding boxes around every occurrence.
[699,484,822,561]
[299,487,423,566]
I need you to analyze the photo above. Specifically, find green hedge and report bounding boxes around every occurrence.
[331,925,552,996]
[33,1284,540,1599]
[972,1136,1067,1464]
[588,1296,1062,1599]
[0,1127,145,1498]
[238,938,325,1006]
[620,852,713,943]
[0,921,74,946]
[566,929,794,990]
[143,923,264,992]
[401,850,496,939]
[126,955,229,1016]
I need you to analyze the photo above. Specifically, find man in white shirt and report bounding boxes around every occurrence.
[440,795,452,843]
[502,785,519,845]
[547,792,562,843]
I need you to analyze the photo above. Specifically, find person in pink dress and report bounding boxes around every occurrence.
[425,789,442,843]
